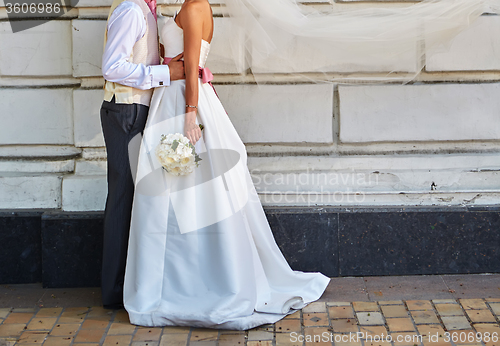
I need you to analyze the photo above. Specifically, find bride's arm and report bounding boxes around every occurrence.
[179,2,204,145]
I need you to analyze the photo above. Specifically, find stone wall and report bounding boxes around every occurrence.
[1,0,499,212]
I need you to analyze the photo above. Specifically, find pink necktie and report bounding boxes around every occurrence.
[144,0,157,21]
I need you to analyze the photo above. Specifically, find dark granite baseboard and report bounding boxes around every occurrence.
[0,211,43,284]
[0,206,499,287]
[41,212,104,288]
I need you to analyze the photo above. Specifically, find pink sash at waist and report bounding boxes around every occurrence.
[162,57,214,84]
[163,57,221,102]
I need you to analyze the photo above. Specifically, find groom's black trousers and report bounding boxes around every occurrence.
[100,96,149,308]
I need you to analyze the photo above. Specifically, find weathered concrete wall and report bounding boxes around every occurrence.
[0,0,499,211]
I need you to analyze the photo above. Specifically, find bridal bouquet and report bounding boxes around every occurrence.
[155,132,202,176]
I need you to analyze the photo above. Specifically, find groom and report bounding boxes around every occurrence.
[100,0,184,309]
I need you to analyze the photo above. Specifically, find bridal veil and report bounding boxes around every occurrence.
[218,0,500,83]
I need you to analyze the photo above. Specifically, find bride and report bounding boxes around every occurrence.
[123,0,331,330]
[121,0,499,329]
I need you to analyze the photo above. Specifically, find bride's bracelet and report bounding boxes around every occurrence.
[186,104,198,110]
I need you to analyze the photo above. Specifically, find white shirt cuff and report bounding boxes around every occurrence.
[150,65,171,87]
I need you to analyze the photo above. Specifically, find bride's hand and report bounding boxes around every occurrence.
[184,110,202,145]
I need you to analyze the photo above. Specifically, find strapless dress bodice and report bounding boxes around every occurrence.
[161,14,211,68]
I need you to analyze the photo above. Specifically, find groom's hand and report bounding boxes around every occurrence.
[168,53,185,81]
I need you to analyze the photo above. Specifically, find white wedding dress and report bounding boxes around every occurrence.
[123,13,330,330]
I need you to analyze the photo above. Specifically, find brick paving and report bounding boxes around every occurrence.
[0,298,499,346]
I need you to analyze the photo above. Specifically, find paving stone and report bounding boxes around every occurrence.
[410,310,440,324]
[353,302,379,312]
[484,341,499,346]
[422,337,452,346]
[378,301,404,306]
[0,323,26,337]
[357,312,384,326]
[432,299,457,304]
[386,318,415,332]
[489,303,500,315]
[304,327,331,345]
[391,332,423,346]
[220,330,246,335]
[434,304,464,316]
[441,316,471,331]
[459,299,488,310]
[102,335,133,346]
[133,327,163,342]
[417,324,446,337]
[43,336,74,346]
[81,318,110,329]
[473,323,500,335]
[26,317,57,330]
[326,302,351,307]
[190,342,218,346]
[364,340,392,346]
[2,281,500,346]
[162,326,191,334]
[113,310,129,323]
[17,330,50,343]
[359,326,389,339]
[303,302,327,313]
[87,307,112,317]
[331,333,363,346]
[275,319,301,333]
[74,328,106,343]
[247,341,272,346]
[362,329,392,346]
[276,332,302,346]
[405,301,433,311]
[284,311,301,319]
[248,330,273,341]
[329,306,355,319]
[160,333,189,346]
[380,305,409,318]
[57,308,89,324]
[190,329,219,342]
[218,334,246,346]
[50,323,81,336]
[36,308,63,317]
[256,324,274,332]
[465,309,497,323]
[445,330,476,344]
[0,308,11,319]
[421,331,452,346]
[331,319,358,333]
[107,322,137,335]
[303,313,329,327]
[3,312,33,324]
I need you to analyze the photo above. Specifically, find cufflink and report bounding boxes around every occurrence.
[159,81,163,86]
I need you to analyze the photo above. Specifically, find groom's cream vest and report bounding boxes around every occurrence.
[103,0,160,106]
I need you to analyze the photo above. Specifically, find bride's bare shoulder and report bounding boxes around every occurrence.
[181,0,211,16]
